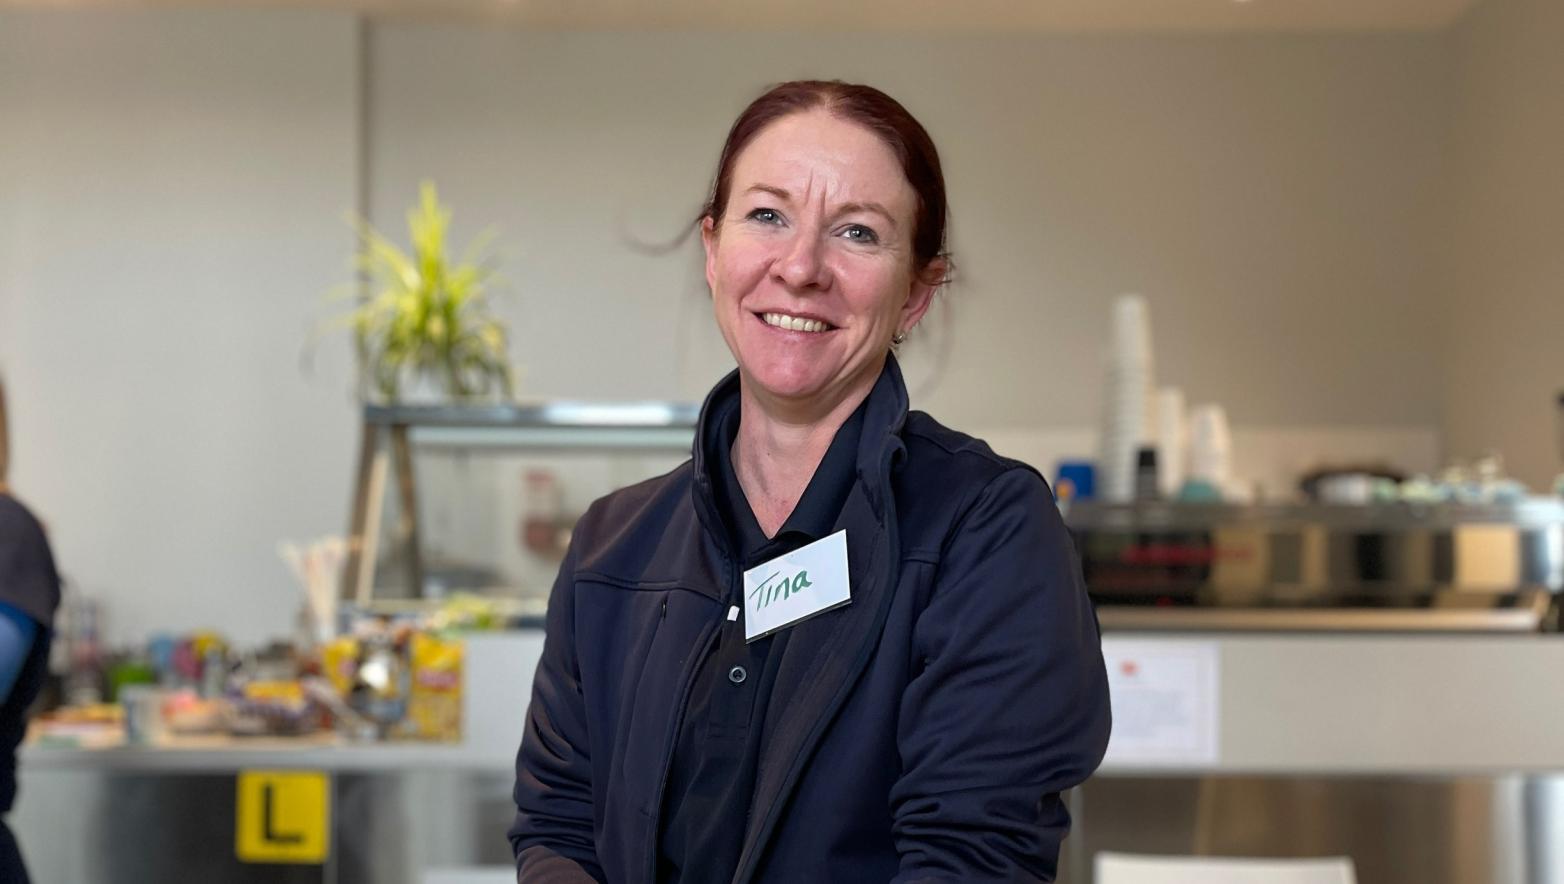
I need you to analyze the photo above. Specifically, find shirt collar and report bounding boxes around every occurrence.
[691,354,911,560]
[709,391,867,564]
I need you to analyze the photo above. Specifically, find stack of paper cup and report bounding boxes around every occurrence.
[1186,403,1233,492]
[1156,386,1186,498]
[1099,294,1157,503]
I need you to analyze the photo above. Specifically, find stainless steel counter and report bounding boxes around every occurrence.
[20,733,511,773]
[13,765,517,883]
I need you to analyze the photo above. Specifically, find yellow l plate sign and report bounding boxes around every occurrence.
[236,770,331,864]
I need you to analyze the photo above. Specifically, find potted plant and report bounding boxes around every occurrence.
[333,181,515,404]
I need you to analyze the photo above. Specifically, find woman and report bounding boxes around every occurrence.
[510,80,1110,883]
[0,376,62,884]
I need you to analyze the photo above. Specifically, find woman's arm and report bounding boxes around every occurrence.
[889,466,1112,883]
[507,542,605,883]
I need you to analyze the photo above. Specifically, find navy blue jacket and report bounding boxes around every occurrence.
[509,355,1112,883]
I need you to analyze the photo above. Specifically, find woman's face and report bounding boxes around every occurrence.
[702,110,937,412]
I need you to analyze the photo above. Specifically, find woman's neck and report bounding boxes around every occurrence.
[730,365,877,539]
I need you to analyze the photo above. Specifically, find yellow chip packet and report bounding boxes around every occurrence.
[404,632,463,742]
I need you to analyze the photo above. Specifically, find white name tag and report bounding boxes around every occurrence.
[743,529,852,642]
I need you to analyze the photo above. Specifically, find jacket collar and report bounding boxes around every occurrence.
[690,353,911,559]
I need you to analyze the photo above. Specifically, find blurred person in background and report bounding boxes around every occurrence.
[0,375,62,884]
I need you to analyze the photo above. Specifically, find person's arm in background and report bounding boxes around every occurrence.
[507,539,605,883]
[890,467,1112,884]
[0,601,38,702]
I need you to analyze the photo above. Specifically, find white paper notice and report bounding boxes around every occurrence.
[742,529,852,642]
[1100,639,1220,768]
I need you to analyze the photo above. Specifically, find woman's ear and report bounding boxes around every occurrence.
[899,256,946,332]
[700,215,718,297]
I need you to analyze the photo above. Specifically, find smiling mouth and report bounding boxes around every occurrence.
[755,311,837,334]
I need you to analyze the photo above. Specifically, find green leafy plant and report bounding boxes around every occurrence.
[333,181,514,404]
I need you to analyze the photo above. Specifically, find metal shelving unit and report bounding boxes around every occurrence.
[342,400,699,606]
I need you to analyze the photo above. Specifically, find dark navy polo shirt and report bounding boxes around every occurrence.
[656,392,867,884]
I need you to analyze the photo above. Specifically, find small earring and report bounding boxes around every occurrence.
[892,330,907,346]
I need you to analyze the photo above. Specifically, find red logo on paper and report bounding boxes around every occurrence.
[1120,660,1140,678]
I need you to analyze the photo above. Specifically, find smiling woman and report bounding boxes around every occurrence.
[509,80,1111,884]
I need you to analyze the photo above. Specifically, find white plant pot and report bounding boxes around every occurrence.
[397,370,450,406]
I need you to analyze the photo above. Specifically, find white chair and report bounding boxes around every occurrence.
[1094,852,1357,884]
[422,867,517,884]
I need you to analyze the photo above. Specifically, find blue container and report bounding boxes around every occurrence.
[1054,460,1096,502]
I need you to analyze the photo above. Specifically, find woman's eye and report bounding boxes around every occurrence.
[747,208,782,225]
[842,224,879,244]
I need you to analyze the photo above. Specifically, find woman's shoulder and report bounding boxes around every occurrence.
[899,411,1050,492]
[572,459,693,533]
[564,459,700,574]
[0,493,49,547]
[0,492,62,625]
[895,411,1060,554]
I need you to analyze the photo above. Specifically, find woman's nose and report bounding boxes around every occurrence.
[773,229,832,292]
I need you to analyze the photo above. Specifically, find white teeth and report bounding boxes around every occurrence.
[763,312,829,333]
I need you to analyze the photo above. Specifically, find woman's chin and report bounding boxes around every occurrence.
[740,358,837,404]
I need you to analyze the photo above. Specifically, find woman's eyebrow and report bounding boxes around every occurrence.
[743,184,899,232]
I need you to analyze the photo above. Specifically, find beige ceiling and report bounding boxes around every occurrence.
[3,0,1485,31]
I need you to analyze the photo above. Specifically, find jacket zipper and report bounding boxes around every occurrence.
[643,590,727,882]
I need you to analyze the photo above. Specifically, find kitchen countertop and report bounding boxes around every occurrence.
[21,630,1564,777]
[1097,631,1564,776]
[22,631,546,774]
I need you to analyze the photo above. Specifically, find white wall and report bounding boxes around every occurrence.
[0,13,1482,644]
[0,9,362,644]
[1441,0,1564,490]
[366,26,1451,434]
